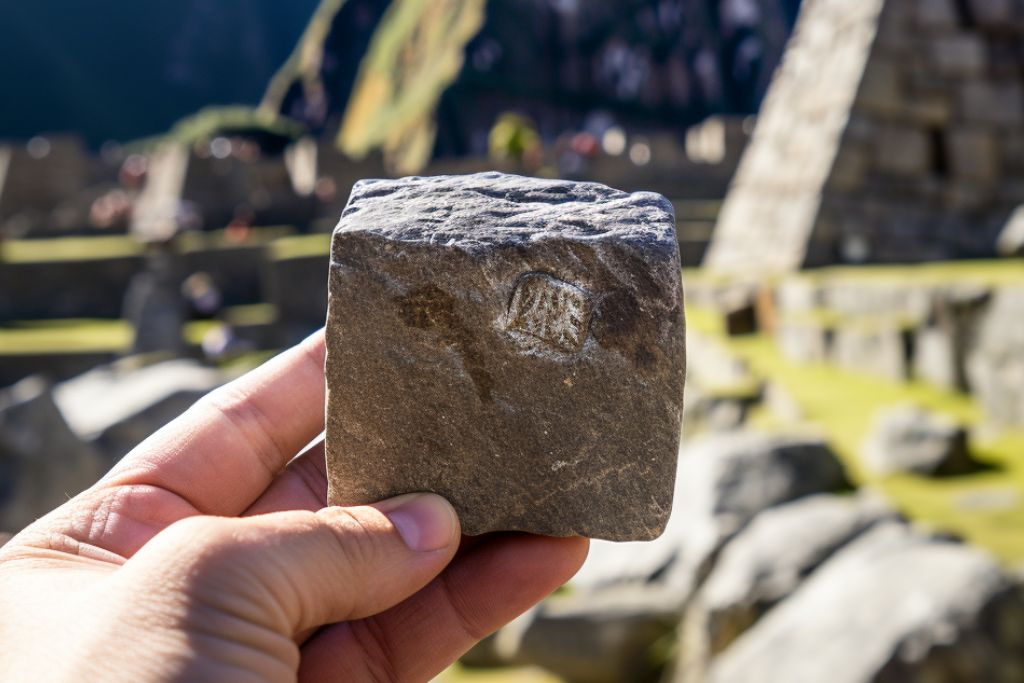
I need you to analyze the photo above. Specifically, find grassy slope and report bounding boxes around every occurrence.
[687,299,1024,563]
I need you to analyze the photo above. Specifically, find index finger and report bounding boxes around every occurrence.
[100,330,327,516]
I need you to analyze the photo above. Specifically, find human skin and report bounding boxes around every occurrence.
[0,331,589,682]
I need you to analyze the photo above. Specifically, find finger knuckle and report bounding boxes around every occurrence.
[315,507,390,578]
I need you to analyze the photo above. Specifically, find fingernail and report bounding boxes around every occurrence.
[376,493,460,552]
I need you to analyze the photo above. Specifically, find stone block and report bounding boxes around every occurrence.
[931,34,988,77]
[966,287,1024,426]
[913,0,959,29]
[862,404,978,476]
[960,81,1024,127]
[679,493,899,680]
[709,523,1024,683]
[873,124,932,177]
[831,322,913,382]
[264,251,330,345]
[947,128,999,183]
[967,0,1019,29]
[325,173,686,541]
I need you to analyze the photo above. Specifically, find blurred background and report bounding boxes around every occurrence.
[3,0,1024,681]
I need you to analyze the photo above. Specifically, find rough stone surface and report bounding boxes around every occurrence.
[465,588,678,683]
[708,522,1024,683]
[572,431,851,597]
[679,493,901,680]
[325,173,685,541]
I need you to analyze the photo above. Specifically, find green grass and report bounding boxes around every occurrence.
[792,259,1024,289]
[0,319,132,354]
[435,664,563,683]
[1,236,143,263]
[222,303,277,327]
[691,305,1024,562]
[177,226,296,252]
[270,233,332,261]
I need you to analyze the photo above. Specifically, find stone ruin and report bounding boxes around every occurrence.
[706,0,1024,272]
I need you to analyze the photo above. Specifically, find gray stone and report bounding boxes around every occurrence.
[682,383,753,435]
[947,128,999,183]
[914,327,959,390]
[914,0,959,29]
[915,285,990,392]
[967,288,1024,427]
[466,588,678,683]
[775,318,833,364]
[264,249,331,345]
[832,322,913,382]
[931,34,987,77]
[480,432,851,681]
[0,377,104,533]
[678,493,901,680]
[997,205,1024,256]
[54,359,225,461]
[131,143,189,242]
[571,431,850,599]
[708,522,1024,683]
[862,405,977,476]
[686,331,757,392]
[0,136,90,226]
[325,173,685,541]
[122,249,188,356]
[873,125,931,177]
[960,81,1024,127]
[967,0,1019,28]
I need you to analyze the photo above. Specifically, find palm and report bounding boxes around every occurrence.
[0,333,587,682]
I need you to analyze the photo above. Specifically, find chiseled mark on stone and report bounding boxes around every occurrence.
[506,272,592,352]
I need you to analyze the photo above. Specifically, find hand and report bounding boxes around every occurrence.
[0,331,589,682]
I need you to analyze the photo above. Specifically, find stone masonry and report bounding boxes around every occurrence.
[706,0,1024,272]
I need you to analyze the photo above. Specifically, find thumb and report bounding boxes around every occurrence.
[119,493,461,636]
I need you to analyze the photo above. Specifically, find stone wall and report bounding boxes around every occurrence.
[706,0,1024,273]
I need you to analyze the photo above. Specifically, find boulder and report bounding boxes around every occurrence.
[0,377,104,533]
[708,522,1024,683]
[678,493,901,679]
[324,173,685,541]
[481,431,852,681]
[862,405,977,477]
[572,431,851,599]
[465,588,678,683]
[53,359,225,461]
